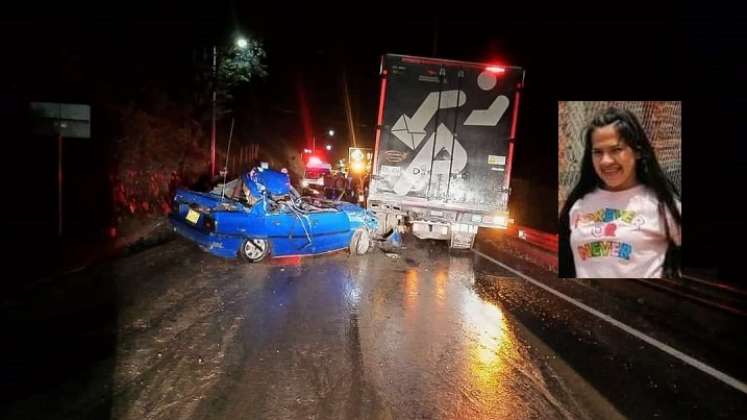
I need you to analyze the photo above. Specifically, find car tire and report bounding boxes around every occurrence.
[240,238,270,262]
[349,229,370,255]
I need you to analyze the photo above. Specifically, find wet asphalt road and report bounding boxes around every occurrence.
[3,230,746,419]
[475,232,747,420]
[3,234,605,419]
[108,236,601,420]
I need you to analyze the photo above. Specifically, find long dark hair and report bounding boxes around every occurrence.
[558,107,681,277]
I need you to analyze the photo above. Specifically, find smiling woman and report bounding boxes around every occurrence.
[558,105,682,279]
[591,124,640,191]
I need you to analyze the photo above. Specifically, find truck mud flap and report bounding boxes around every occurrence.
[449,223,478,249]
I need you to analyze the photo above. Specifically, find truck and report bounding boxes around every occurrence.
[367,54,524,249]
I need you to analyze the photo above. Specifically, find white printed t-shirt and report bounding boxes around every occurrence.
[569,185,681,278]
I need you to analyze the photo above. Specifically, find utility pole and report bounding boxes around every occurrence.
[57,133,63,236]
[210,45,217,177]
[342,68,358,148]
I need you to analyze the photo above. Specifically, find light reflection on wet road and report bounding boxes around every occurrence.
[108,237,593,420]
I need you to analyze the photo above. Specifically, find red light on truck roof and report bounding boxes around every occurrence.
[308,156,322,165]
[486,66,506,74]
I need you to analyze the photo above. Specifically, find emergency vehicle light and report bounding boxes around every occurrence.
[486,66,506,74]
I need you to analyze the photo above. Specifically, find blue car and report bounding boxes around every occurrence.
[169,167,379,262]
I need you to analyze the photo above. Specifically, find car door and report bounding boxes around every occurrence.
[306,210,351,252]
[263,210,314,256]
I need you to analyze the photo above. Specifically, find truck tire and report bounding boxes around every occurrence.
[349,229,370,255]
[240,238,270,262]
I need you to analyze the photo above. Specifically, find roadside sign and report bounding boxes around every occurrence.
[30,102,91,139]
[29,102,91,236]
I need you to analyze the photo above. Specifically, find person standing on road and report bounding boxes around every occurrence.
[559,107,681,278]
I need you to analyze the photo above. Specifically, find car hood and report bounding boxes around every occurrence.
[336,202,379,231]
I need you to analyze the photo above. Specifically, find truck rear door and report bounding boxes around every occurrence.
[372,54,523,209]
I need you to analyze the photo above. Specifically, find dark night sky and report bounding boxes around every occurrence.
[3,11,740,156]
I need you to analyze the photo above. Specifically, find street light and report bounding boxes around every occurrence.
[328,129,335,137]
[325,144,332,151]
[211,36,248,177]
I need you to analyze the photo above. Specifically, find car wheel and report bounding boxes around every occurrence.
[349,229,370,255]
[240,238,270,262]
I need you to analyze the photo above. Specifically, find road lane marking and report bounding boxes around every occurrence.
[473,249,747,395]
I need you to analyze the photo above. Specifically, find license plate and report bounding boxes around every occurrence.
[186,209,200,224]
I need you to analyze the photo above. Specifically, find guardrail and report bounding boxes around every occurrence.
[505,226,746,316]
[500,224,746,316]
[507,225,558,253]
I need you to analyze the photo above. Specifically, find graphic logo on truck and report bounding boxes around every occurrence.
[387,70,510,196]
[383,150,408,163]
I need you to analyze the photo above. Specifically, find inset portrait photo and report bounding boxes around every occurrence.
[558,102,681,279]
